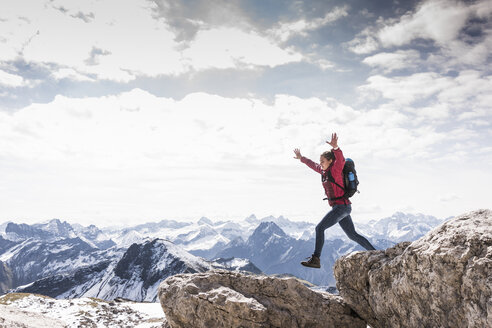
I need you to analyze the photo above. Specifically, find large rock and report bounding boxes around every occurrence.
[334,209,492,328]
[158,270,366,328]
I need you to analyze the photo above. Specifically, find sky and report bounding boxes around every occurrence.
[0,0,491,227]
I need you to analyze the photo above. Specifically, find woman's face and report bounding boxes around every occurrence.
[320,156,332,171]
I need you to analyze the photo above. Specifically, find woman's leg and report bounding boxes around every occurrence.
[339,215,376,250]
[314,205,351,257]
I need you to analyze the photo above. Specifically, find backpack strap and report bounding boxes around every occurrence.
[324,171,347,201]
[326,171,345,191]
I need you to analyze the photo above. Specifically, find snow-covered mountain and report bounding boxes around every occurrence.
[1,219,115,249]
[13,238,261,302]
[215,221,369,286]
[15,239,212,301]
[359,212,447,242]
[103,217,255,253]
[0,237,123,290]
[0,212,446,298]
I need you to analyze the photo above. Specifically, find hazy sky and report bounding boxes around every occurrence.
[0,0,491,227]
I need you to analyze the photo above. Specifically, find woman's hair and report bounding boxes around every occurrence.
[321,150,335,161]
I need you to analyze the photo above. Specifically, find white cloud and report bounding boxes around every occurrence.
[358,72,454,105]
[0,69,25,87]
[0,90,489,224]
[269,6,349,42]
[0,0,304,82]
[0,89,464,175]
[347,0,492,68]
[362,50,421,73]
[358,70,492,126]
[347,30,379,54]
[52,68,95,82]
[182,27,302,70]
[378,0,469,47]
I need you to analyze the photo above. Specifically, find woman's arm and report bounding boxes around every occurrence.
[326,133,345,174]
[294,148,322,174]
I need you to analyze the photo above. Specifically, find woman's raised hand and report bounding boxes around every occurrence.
[326,133,338,149]
[293,148,302,160]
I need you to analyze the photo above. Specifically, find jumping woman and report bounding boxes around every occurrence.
[293,133,375,268]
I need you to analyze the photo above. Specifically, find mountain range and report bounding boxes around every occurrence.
[0,212,447,300]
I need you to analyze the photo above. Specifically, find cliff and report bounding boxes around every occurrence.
[158,209,491,328]
[334,209,491,328]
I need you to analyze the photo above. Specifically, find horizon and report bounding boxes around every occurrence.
[1,0,491,227]
[0,209,451,230]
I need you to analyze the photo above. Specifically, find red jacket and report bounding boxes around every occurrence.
[301,148,350,207]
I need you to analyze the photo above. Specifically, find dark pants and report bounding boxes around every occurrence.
[314,204,375,257]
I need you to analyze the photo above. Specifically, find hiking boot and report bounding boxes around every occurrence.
[301,255,320,268]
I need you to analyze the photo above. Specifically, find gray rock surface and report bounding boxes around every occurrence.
[158,270,366,328]
[334,209,492,328]
[0,261,13,294]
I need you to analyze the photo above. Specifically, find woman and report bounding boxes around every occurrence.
[293,133,375,268]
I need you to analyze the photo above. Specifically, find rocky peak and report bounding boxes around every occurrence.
[334,209,492,328]
[197,217,213,226]
[248,221,287,242]
[37,219,76,238]
[5,223,51,241]
[244,214,258,224]
[114,239,211,290]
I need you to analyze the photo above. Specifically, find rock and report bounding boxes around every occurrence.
[0,261,13,294]
[0,304,67,327]
[334,209,492,328]
[158,270,366,328]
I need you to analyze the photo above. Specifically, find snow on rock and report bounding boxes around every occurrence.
[334,209,492,328]
[15,238,213,302]
[0,303,67,328]
[158,270,366,328]
[0,293,166,328]
[360,212,444,242]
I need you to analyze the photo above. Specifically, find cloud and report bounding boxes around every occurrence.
[0,0,305,83]
[358,70,492,127]
[347,0,492,68]
[358,72,454,105]
[345,26,380,55]
[150,0,250,41]
[362,50,421,73]
[0,89,488,223]
[268,6,349,42]
[0,69,25,87]
[377,0,470,47]
[51,68,95,82]
[181,27,303,70]
[0,88,466,174]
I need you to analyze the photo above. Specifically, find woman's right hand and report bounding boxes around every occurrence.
[293,148,302,159]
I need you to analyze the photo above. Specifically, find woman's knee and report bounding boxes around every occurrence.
[346,231,360,241]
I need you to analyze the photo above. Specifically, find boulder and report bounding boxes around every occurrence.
[158,270,366,328]
[334,209,492,328]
